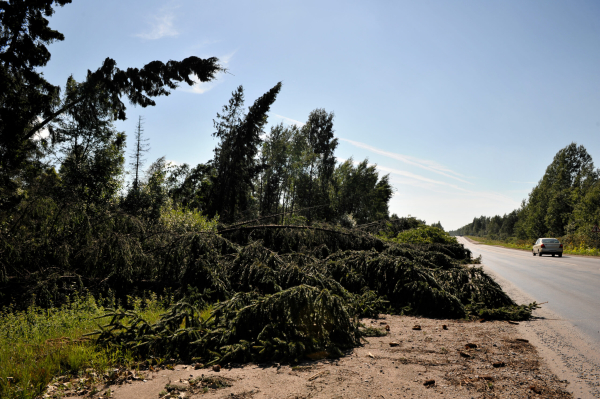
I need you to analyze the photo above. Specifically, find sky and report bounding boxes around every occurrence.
[41,0,600,230]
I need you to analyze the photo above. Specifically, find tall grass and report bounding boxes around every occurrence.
[0,294,165,399]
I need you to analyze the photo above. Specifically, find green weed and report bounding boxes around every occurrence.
[0,294,165,399]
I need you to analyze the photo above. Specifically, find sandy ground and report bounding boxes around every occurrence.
[51,314,573,399]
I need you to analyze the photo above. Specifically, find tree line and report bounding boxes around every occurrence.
[450,143,600,247]
[132,85,394,226]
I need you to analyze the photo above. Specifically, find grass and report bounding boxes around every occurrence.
[0,294,166,399]
[465,236,600,257]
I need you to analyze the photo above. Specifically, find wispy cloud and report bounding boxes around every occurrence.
[375,164,467,191]
[272,114,305,127]
[186,50,236,94]
[338,157,516,207]
[339,138,470,184]
[382,165,515,205]
[135,7,179,40]
[336,157,462,191]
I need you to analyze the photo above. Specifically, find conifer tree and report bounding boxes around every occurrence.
[208,83,282,222]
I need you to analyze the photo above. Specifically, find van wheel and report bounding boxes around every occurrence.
[558,254,562,257]
[552,254,555,257]
[533,251,536,256]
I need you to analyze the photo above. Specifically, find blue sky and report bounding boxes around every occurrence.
[41,0,600,230]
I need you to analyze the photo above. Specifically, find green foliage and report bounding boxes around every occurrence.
[159,201,219,233]
[207,83,282,223]
[331,159,393,224]
[0,2,541,387]
[466,301,539,321]
[84,224,526,366]
[94,285,360,365]
[386,225,458,245]
[253,120,392,225]
[0,294,166,399]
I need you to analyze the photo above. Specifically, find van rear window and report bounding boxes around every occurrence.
[542,239,559,243]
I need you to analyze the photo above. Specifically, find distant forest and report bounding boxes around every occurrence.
[450,143,600,247]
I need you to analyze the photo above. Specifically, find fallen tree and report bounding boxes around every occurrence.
[87,223,538,365]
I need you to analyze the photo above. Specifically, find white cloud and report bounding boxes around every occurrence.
[381,164,516,205]
[375,164,467,191]
[219,51,236,66]
[339,138,471,184]
[166,159,183,167]
[338,157,466,192]
[135,8,179,40]
[31,117,50,141]
[272,114,305,127]
[32,126,50,141]
[338,156,516,207]
[188,80,217,94]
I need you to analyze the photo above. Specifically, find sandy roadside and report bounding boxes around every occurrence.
[52,311,573,399]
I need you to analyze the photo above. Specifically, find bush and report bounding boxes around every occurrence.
[386,225,458,245]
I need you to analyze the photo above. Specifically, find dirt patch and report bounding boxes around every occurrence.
[53,315,571,399]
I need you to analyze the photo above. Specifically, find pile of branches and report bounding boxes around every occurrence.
[89,223,536,365]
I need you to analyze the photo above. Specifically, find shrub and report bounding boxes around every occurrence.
[387,225,458,245]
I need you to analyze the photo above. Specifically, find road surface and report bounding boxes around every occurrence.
[458,237,600,398]
[458,237,600,346]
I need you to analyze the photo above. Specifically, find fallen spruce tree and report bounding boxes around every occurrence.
[88,223,538,365]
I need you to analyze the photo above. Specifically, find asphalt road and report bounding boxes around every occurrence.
[457,237,600,347]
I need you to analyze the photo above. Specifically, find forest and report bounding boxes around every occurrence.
[450,143,600,252]
[0,2,537,397]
